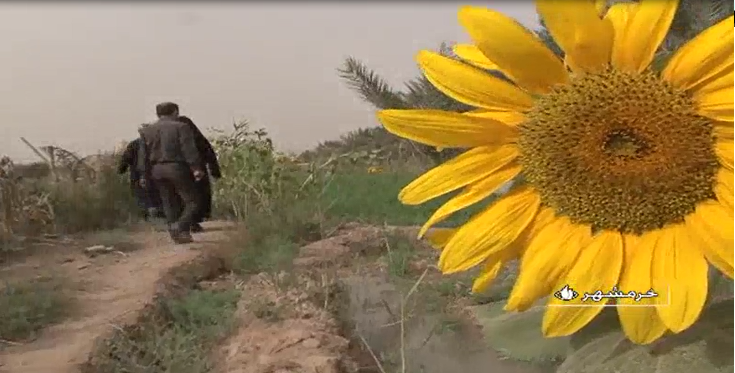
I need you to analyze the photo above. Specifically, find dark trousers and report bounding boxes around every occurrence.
[192,176,212,224]
[151,163,201,232]
[164,174,212,225]
[131,180,164,220]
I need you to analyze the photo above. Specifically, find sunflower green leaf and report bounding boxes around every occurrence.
[469,300,570,364]
[557,298,734,373]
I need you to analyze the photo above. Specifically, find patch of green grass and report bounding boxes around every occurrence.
[384,233,417,278]
[431,277,471,299]
[0,275,72,342]
[232,233,300,275]
[321,171,493,226]
[85,288,240,373]
[226,199,325,276]
[164,289,240,341]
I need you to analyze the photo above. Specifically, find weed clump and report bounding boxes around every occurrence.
[84,288,240,373]
[0,275,72,343]
[1,151,138,250]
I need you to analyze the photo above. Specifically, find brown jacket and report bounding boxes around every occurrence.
[136,117,203,177]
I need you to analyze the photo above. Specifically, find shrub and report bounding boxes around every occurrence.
[1,151,138,248]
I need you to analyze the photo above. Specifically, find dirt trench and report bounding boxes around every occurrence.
[214,224,548,373]
[0,221,233,373]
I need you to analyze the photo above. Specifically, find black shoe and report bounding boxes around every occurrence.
[169,229,193,244]
[190,223,204,233]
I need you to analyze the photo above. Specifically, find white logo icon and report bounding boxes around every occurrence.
[554,285,579,301]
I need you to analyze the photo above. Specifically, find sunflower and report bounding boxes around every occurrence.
[376,0,733,345]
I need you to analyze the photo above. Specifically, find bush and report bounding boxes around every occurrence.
[211,120,333,225]
[86,288,240,373]
[210,120,495,235]
[1,152,139,248]
[45,164,138,233]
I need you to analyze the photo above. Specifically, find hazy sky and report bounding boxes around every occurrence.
[1,2,539,162]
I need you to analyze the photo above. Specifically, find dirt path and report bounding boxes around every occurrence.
[0,221,232,373]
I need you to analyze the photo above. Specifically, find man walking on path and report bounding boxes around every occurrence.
[117,135,165,220]
[176,113,221,233]
[137,102,204,244]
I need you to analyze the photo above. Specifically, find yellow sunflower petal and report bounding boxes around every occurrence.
[376,109,518,148]
[543,231,624,337]
[452,44,501,71]
[505,217,592,312]
[662,16,734,92]
[652,224,708,333]
[715,122,734,140]
[695,68,735,98]
[512,206,557,248]
[715,140,734,170]
[457,6,567,93]
[612,0,678,72]
[715,169,734,211]
[417,50,534,111]
[606,2,639,69]
[465,109,527,126]
[425,228,455,249]
[438,187,540,274]
[617,233,668,345]
[535,0,614,73]
[418,164,522,237]
[686,201,734,279]
[476,208,557,295]
[399,145,519,205]
[594,0,607,15]
[716,189,735,213]
[489,208,557,298]
[605,2,638,31]
[472,258,505,294]
[472,246,522,294]
[697,87,734,122]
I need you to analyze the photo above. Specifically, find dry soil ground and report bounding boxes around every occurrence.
[0,222,549,373]
[0,222,231,373]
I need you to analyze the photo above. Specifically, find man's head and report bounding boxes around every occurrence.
[155,102,179,118]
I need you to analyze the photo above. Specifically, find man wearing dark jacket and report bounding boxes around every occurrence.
[176,114,221,232]
[117,137,164,220]
[137,102,204,244]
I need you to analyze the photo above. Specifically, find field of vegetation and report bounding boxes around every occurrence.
[0,2,732,372]
[2,111,731,373]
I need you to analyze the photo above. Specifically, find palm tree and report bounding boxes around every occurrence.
[337,0,732,164]
[337,41,514,164]
[536,17,564,58]
[662,0,733,53]
[336,17,564,164]
[337,43,469,164]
